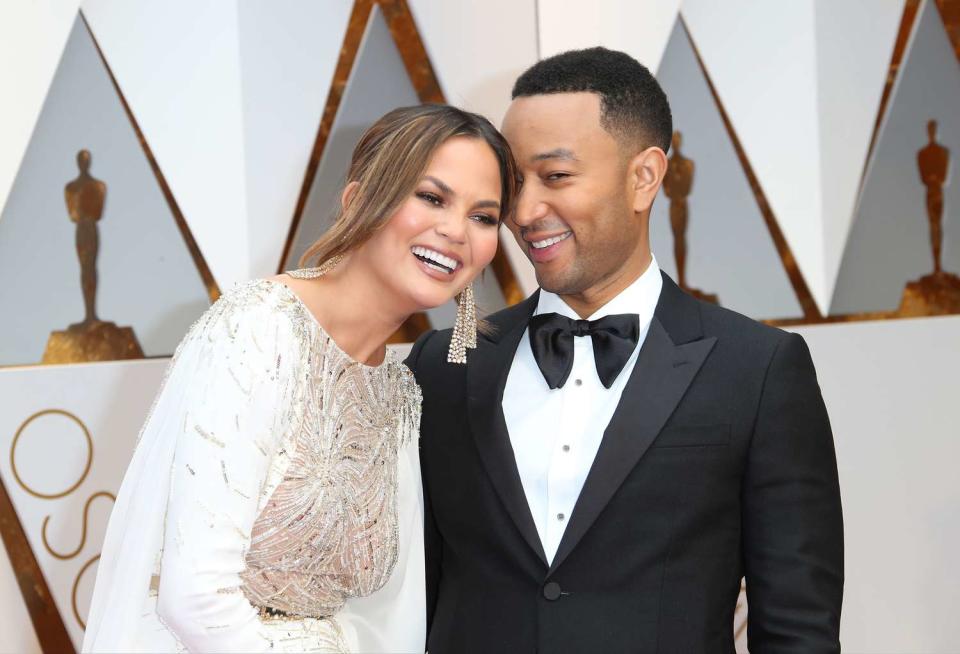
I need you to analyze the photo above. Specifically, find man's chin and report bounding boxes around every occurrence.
[534,270,580,296]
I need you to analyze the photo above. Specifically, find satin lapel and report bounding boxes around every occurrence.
[548,317,717,574]
[467,299,548,565]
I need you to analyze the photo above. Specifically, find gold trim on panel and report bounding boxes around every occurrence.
[42,491,115,561]
[681,9,960,326]
[767,309,898,327]
[79,10,221,304]
[861,0,922,196]
[379,0,445,103]
[935,0,960,61]
[11,409,93,501]
[681,16,823,322]
[776,0,960,326]
[489,243,525,306]
[71,554,100,630]
[0,475,75,653]
[279,0,375,274]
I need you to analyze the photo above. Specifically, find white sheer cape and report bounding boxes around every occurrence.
[82,281,425,653]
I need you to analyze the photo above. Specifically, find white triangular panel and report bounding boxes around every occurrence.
[816,0,906,308]
[0,16,210,366]
[794,315,960,651]
[0,0,81,217]
[81,0,249,288]
[237,0,352,277]
[408,0,538,127]
[831,0,960,313]
[682,0,827,313]
[651,19,802,320]
[0,359,168,649]
[537,0,681,73]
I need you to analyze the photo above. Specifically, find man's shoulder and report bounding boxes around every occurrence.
[407,326,453,369]
[694,295,793,357]
[404,296,535,386]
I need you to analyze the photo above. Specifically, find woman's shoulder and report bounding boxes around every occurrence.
[219,277,310,319]
[187,277,315,349]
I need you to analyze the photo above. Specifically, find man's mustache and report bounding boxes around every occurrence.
[516,219,570,239]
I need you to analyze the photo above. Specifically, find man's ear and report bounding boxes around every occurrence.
[341,181,360,210]
[629,147,668,213]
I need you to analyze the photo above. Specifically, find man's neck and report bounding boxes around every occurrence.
[558,250,653,319]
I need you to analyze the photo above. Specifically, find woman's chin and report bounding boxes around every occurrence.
[415,295,458,312]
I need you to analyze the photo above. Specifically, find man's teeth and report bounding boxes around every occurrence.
[531,231,572,249]
[412,246,458,273]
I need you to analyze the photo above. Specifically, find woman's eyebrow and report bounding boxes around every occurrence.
[425,175,500,210]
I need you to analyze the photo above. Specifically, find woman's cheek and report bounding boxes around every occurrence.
[478,228,500,267]
[386,200,429,238]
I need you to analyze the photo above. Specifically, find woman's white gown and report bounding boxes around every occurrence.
[82,276,425,653]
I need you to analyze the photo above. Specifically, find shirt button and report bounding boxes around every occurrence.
[557,513,565,521]
[562,444,570,452]
[574,379,583,386]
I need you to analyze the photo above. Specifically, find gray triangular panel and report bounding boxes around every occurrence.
[651,20,802,320]
[0,15,209,365]
[831,0,960,314]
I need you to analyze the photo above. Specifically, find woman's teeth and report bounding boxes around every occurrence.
[531,231,572,249]
[412,246,458,274]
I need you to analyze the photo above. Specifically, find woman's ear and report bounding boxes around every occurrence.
[629,146,668,213]
[341,181,360,211]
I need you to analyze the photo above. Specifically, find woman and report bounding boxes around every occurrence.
[82,104,517,653]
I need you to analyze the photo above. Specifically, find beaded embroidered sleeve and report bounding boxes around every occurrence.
[85,277,423,653]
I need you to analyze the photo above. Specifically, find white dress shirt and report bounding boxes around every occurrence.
[502,256,663,563]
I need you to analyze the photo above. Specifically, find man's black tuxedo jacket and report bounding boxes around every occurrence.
[405,273,843,653]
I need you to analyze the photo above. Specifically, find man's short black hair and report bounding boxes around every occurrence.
[512,46,673,154]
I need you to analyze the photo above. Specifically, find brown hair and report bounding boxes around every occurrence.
[300,104,519,268]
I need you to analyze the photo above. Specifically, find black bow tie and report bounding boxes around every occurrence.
[528,312,640,389]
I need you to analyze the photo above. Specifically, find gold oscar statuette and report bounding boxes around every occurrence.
[663,131,718,304]
[41,149,144,363]
[899,119,960,316]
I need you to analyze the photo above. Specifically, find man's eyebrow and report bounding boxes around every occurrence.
[531,148,578,162]
[424,176,500,210]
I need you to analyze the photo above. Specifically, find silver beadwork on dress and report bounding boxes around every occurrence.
[225,272,421,620]
[83,262,423,653]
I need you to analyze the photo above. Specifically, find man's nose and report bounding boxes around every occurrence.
[511,184,548,228]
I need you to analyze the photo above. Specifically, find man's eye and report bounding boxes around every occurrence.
[417,191,443,206]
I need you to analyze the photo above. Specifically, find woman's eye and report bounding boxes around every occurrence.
[546,172,570,182]
[471,213,499,226]
[417,191,443,206]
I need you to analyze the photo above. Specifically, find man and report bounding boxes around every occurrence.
[406,47,843,653]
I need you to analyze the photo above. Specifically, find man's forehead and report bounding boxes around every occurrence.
[531,147,579,163]
[502,95,602,155]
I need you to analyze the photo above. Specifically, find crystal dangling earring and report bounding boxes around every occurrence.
[447,283,477,364]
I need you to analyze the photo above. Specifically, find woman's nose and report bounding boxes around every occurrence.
[436,212,467,244]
